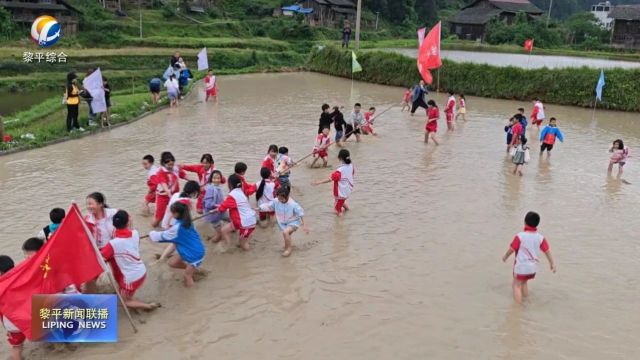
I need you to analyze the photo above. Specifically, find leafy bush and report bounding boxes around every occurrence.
[307,46,640,111]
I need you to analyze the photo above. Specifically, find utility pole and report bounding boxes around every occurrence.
[546,0,553,27]
[355,0,362,49]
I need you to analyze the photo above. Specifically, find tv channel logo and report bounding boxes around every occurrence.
[31,15,62,48]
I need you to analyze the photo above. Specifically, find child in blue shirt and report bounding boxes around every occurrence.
[203,170,227,242]
[258,186,309,257]
[149,202,205,287]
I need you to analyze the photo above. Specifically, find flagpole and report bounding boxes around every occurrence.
[526,38,533,69]
[436,69,440,93]
[73,204,138,333]
[591,95,597,122]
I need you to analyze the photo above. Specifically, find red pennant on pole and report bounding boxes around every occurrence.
[417,21,442,84]
[524,39,534,52]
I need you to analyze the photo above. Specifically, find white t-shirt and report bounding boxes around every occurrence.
[164,78,179,94]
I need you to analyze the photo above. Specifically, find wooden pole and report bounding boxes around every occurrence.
[355,0,362,50]
[74,204,138,333]
[591,96,597,122]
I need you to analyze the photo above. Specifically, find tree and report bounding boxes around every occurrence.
[565,12,609,44]
[0,7,15,40]
[415,0,439,26]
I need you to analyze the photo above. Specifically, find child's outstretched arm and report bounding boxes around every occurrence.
[544,250,557,273]
[502,248,514,262]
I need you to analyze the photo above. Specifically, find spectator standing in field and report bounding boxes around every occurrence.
[149,77,162,104]
[410,80,428,116]
[64,72,83,132]
[342,22,352,48]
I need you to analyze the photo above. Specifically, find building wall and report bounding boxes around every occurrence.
[612,20,640,48]
[451,23,486,41]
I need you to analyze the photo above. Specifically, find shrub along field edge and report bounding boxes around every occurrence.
[306,46,640,112]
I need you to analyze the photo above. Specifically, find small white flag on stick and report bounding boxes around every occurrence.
[197,47,209,71]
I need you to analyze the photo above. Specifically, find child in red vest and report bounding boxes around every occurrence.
[152,152,188,228]
[101,210,160,310]
[142,154,159,216]
[181,153,216,214]
[310,127,331,168]
[502,211,556,304]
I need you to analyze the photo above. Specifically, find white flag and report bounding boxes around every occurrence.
[82,68,106,114]
[197,47,209,71]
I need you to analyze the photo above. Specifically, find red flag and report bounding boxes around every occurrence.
[524,39,534,52]
[417,22,441,84]
[0,204,104,339]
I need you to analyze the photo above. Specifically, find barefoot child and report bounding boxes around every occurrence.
[401,87,411,112]
[36,207,65,241]
[512,136,530,176]
[455,94,466,121]
[181,153,216,214]
[142,155,160,216]
[214,174,257,251]
[505,117,515,153]
[149,202,205,287]
[332,106,346,147]
[311,127,331,168]
[152,152,188,228]
[608,139,629,177]
[101,210,160,310]
[345,103,363,143]
[312,149,354,216]
[445,91,455,131]
[204,70,217,102]
[203,170,227,242]
[425,100,440,145]
[531,98,545,129]
[256,167,277,225]
[276,147,294,189]
[502,211,556,304]
[539,117,564,157]
[362,107,377,136]
[0,255,25,360]
[258,186,309,257]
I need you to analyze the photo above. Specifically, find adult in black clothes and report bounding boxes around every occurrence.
[410,80,429,116]
[331,106,346,146]
[318,103,333,134]
[342,23,352,48]
[170,51,181,69]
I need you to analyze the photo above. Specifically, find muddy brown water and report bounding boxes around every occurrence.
[0,72,638,359]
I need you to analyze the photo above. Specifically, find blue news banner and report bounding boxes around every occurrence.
[31,294,118,342]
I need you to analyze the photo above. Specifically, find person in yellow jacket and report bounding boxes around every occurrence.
[65,72,83,132]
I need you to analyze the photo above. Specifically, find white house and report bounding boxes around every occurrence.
[591,1,614,30]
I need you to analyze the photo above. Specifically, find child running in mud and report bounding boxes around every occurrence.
[149,202,205,287]
[256,167,277,226]
[101,210,160,310]
[312,149,354,217]
[425,100,440,145]
[608,139,629,177]
[362,107,377,136]
[213,174,257,251]
[258,186,309,257]
[445,91,456,131]
[401,87,412,112]
[310,127,331,168]
[203,170,227,242]
[539,117,564,157]
[142,154,159,216]
[502,211,556,304]
[512,136,530,176]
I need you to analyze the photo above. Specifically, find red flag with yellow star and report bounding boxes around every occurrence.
[0,203,104,339]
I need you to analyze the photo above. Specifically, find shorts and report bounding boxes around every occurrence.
[313,150,328,159]
[144,191,156,203]
[515,273,536,281]
[278,175,291,189]
[506,134,513,145]
[459,108,466,114]
[279,221,300,232]
[6,331,25,346]
[236,226,255,240]
[149,85,161,94]
[540,143,554,152]
[259,211,275,221]
[446,112,453,122]
[155,195,170,222]
[533,119,543,126]
[187,258,204,268]
[334,198,347,215]
[168,91,178,100]
[426,123,437,133]
[335,130,343,142]
[120,274,146,298]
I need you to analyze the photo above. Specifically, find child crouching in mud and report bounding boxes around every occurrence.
[149,202,206,287]
[502,211,556,304]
